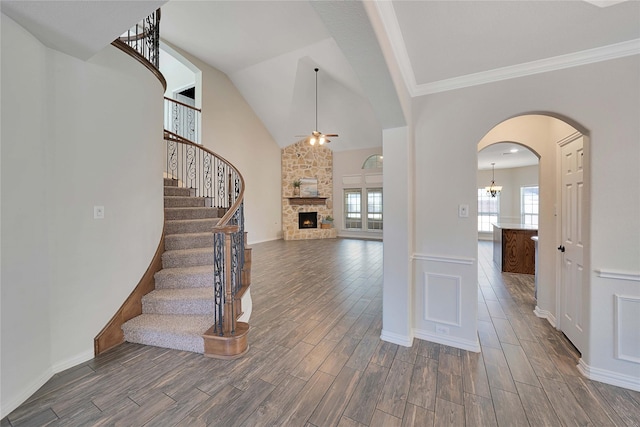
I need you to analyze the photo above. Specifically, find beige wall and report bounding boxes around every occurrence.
[163,41,282,244]
[405,55,640,387]
[1,13,164,416]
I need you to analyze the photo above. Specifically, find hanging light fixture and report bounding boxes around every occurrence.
[485,162,502,197]
[296,68,338,146]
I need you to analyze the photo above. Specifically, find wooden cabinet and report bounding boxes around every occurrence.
[493,224,538,275]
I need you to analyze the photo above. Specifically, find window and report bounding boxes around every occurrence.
[367,188,383,230]
[344,189,362,229]
[521,186,539,226]
[362,154,383,169]
[478,188,499,232]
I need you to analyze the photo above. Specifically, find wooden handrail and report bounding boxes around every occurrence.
[112,40,166,91]
[164,96,202,112]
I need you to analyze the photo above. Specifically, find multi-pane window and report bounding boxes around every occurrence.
[367,189,383,230]
[344,189,362,229]
[521,186,539,226]
[362,154,383,169]
[478,188,499,232]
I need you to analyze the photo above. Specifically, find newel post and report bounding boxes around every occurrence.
[203,224,250,359]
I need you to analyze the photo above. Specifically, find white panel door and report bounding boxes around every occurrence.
[560,136,585,353]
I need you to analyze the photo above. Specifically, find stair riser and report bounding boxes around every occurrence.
[122,329,204,354]
[165,208,220,221]
[165,233,214,251]
[164,178,178,187]
[162,251,214,268]
[164,197,206,208]
[142,298,213,315]
[165,220,217,235]
[164,186,195,197]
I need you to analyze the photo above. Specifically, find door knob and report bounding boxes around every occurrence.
[557,245,565,252]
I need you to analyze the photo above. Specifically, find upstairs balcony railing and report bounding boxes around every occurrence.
[112,9,165,90]
[165,97,201,144]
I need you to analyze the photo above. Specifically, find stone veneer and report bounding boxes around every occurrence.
[282,140,337,240]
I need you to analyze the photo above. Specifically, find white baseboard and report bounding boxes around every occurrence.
[52,349,94,373]
[1,367,54,419]
[413,329,481,352]
[380,329,413,347]
[534,305,557,327]
[1,349,95,419]
[578,358,640,392]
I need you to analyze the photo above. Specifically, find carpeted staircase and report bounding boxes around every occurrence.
[122,178,242,353]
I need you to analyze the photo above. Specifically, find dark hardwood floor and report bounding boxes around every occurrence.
[3,239,639,426]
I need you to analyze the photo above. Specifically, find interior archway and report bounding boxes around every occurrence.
[476,113,588,356]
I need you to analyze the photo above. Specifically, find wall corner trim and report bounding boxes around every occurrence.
[413,329,480,353]
[578,359,640,392]
[381,329,414,347]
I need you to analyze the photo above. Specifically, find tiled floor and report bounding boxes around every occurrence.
[3,239,639,426]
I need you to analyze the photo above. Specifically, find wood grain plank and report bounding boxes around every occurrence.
[492,318,520,345]
[515,381,562,426]
[461,350,491,399]
[275,371,335,426]
[491,388,529,427]
[539,376,592,426]
[501,343,540,387]
[401,403,434,427]
[369,410,402,427]
[407,356,438,411]
[241,374,306,427]
[343,363,389,425]
[482,346,517,393]
[308,366,361,427]
[433,398,464,427]
[376,358,413,418]
[463,392,498,427]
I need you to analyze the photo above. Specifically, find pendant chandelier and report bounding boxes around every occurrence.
[485,162,502,197]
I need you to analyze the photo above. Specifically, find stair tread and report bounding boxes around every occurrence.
[165,218,219,225]
[156,265,214,275]
[163,247,214,256]
[145,288,212,300]
[165,232,214,239]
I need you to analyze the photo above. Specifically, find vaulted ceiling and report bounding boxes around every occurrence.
[3,0,639,156]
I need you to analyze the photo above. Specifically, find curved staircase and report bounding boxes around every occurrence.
[122,176,251,356]
[97,9,250,359]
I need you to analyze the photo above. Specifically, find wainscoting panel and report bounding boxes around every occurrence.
[423,272,461,326]
[615,294,640,363]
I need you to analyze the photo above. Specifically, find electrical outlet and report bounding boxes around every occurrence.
[94,206,105,219]
[435,325,450,335]
[458,204,469,218]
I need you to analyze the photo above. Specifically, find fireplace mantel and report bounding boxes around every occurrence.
[287,197,327,206]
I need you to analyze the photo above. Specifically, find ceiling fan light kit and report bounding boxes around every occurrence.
[301,68,338,146]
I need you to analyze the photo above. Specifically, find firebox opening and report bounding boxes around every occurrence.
[298,212,318,229]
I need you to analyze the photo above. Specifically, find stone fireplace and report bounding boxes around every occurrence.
[281,140,337,240]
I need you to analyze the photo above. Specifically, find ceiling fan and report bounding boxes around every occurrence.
[296,68,338,145]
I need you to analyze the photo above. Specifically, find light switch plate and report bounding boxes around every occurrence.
[94,206,105,219]
[458,204,469,218]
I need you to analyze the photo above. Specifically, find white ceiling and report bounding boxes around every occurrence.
[157,0,639,154]
[478,143,539,170]
[4,0,639,158]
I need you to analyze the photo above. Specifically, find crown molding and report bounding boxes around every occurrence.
[414,39,640,96]
[374,2,640,97]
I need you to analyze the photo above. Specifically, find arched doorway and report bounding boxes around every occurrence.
[477,114,589,355]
